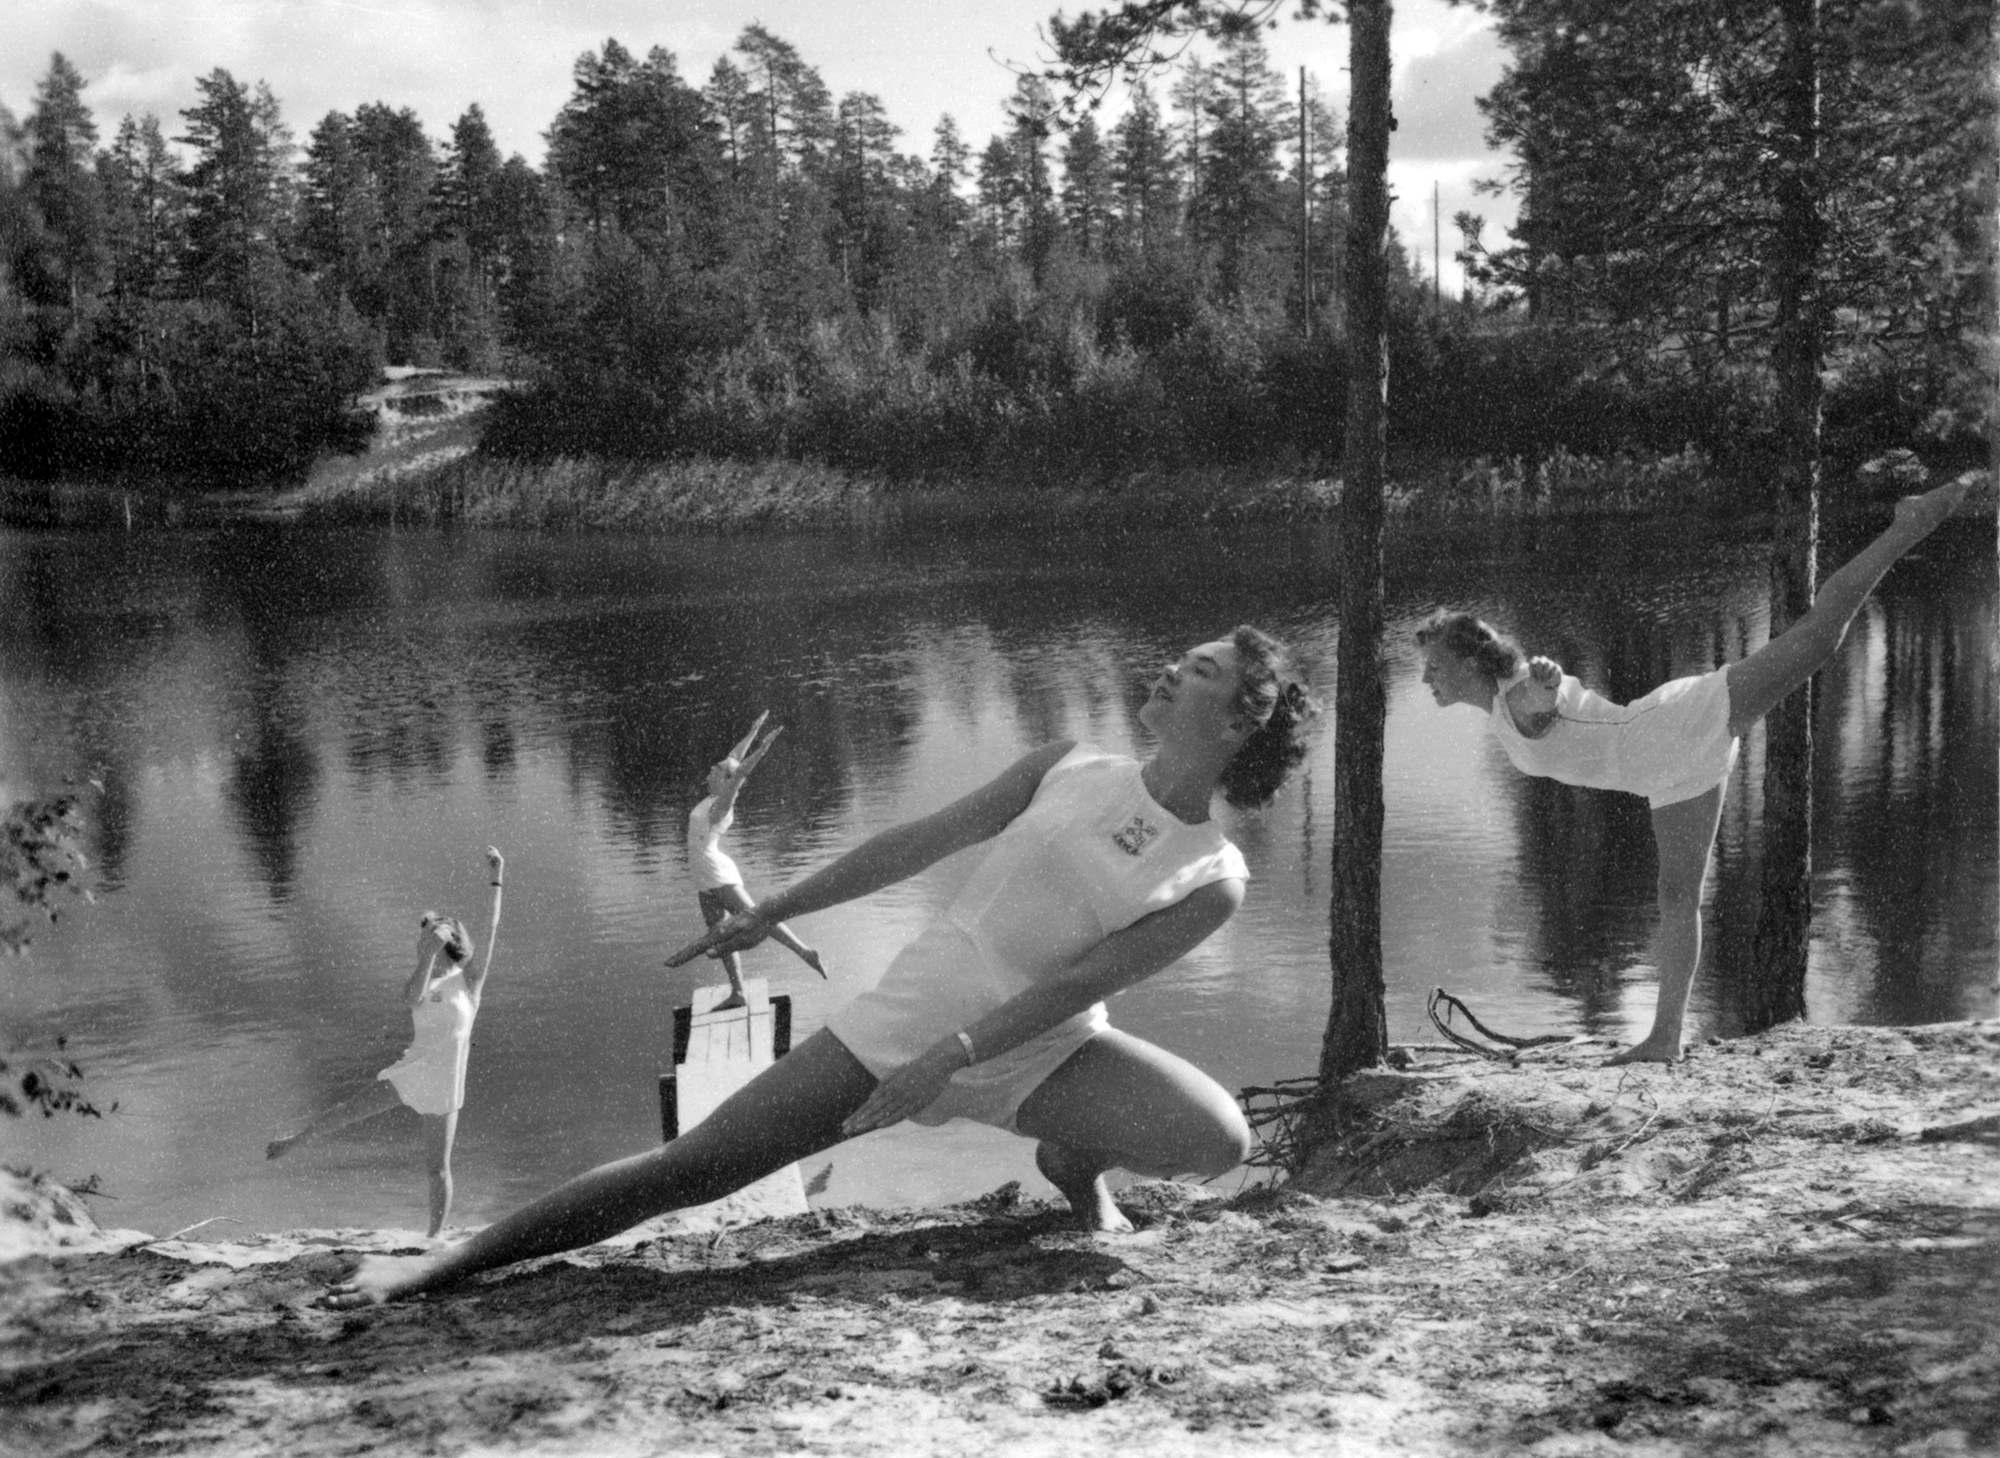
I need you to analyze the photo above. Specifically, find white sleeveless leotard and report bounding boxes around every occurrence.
[377,967,477,1116]
[687,796,743,891]
[1488,664,1739,809]
[825,744,1249,1130]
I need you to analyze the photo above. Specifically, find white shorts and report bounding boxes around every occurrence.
[825,923,1106,1134]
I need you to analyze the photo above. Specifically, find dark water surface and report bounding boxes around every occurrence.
[1,512,1992,1237]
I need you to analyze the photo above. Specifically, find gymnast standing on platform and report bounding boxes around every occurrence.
[686,712,826,1008]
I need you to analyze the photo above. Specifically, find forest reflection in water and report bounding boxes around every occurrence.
[0,509,1991,1238]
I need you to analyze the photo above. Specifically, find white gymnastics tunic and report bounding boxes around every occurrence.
[1488,664,1740,809]
[825,744,1249,1130]
[376,967,477,1116]
[686,796,744,891]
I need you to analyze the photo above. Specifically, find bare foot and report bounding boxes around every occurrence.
[1605,1033,1686,1066]
[713,992,748,1012]
[1035,1142,1134,1234]
[802,949,828,979]
[321,1252,439,1309]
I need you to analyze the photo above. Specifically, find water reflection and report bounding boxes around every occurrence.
[0,512,1990,1238]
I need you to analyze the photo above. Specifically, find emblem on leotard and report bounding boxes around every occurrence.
[1111,814,1160,856]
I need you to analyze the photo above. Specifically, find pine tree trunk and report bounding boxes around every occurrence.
[1319,0,1393,1084]
[1749,0,1823,1029]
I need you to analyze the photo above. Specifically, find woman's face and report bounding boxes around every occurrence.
[1140,638,1252,748]
[706,760,733,798]
[1420,642,1487,709]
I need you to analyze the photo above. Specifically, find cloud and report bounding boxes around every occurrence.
[1393,24,1507,164]
[5,0,1515,185]
[3,0,653,159]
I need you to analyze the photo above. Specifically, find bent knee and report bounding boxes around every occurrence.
[1181,1106,1253,1177]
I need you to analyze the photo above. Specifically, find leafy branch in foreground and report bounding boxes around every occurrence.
[3,787,113,1121]
[2,789,93,954]
[0,1036,115,1120]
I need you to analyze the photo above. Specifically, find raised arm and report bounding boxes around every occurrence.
[727,712,770,764]
[736,724,783,779]
[465,847,504,1002]
[667,741,1075,967]
[842,875,1245,1134]
[710,725,782,821]
[732,708,768,756]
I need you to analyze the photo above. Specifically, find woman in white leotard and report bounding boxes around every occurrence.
[326,627,1316,1306]
[1417,478,1969,1065]
[268,847,505,1238]
[687,712,825,1009]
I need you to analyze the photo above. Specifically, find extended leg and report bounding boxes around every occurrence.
[708,883,826,983]
[1609,785,1726,1065]
[267,1078,404,1160]
[1013,1029,1254,1232]
[326,1030,876,1305]
[423,1111,459,1238]
[1726,477,1969,734]
[765,922,826,977]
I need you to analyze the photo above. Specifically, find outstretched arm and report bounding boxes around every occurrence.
[842,875,1245,1134]
[466,847,504,1002]
[667,741,1076,967]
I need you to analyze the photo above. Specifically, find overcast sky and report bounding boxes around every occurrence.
[5,0,1518,289]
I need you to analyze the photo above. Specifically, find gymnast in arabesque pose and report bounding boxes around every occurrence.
[324,627,1316,1306]
[1416,476,1971,1063]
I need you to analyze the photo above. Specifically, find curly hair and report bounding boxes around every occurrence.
[1414,610,1523,685]
[1218,625,1321,810]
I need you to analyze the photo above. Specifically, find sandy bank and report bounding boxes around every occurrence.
[4,1018,1997,1456]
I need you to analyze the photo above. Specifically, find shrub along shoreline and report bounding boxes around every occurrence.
[282,439,1752,533]
[2,416,1967,535]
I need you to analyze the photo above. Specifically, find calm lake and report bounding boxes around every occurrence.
[1,509,1993,1238]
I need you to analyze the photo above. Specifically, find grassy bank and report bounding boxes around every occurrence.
[8,387,1976,534]
[290,441,1746,533]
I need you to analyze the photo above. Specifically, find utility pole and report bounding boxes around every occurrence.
[1300,67,1313,340]
[1433,180,1441,313]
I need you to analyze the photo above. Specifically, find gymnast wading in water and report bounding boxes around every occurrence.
[326,627,1316,1306]
[1417,477,1970,1064]
[269,847,505,1238]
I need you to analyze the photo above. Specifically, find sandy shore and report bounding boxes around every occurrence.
[4,1018,1997,1456]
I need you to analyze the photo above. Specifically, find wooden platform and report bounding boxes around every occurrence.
[656,979,807,1224]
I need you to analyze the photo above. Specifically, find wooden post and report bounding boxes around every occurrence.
[656,978,808,1223]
